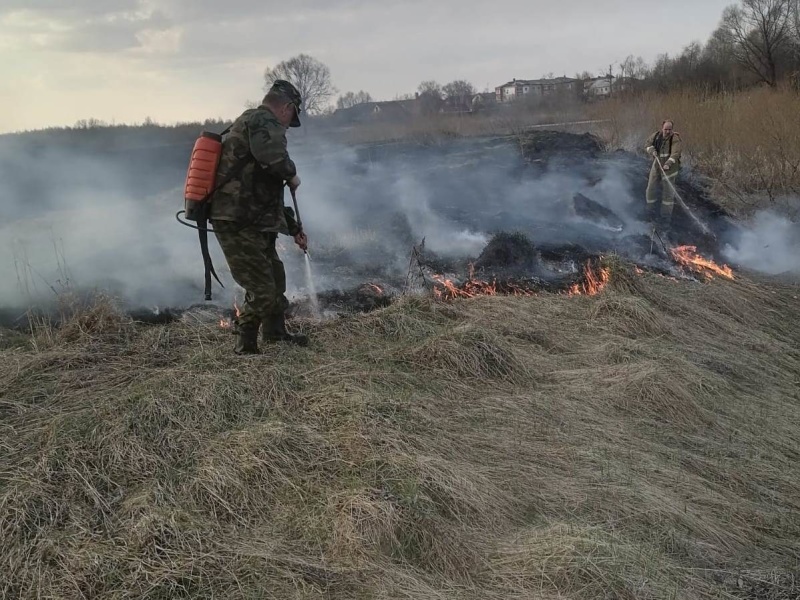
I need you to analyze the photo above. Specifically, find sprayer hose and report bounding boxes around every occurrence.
[653,159,714,238]
[176,210,216,232]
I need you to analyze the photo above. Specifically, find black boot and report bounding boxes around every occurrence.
[263,313,309,347]
[234,324,260,355]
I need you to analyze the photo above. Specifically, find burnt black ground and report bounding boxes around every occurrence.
[294,131,736,300]
[312,131,733,259]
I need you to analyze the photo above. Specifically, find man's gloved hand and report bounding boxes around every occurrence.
[663,162,671,171]
[649,148,658,158]
[294,231,308,251]
[287,175,301,191]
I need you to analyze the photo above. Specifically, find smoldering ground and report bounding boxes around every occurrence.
[722,210,800,275]
[0,127,796,323]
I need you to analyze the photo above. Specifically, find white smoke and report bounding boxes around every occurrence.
[6,126,762,315]
[0,192,214,308]
[722,211,800,274]
[391,174,488,257]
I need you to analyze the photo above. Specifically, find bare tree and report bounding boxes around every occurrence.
[417,80,443,98]
[619,55,649,79]
[335,90,373,109]
[664,42,704,85]
[442,80,477,108]
[788,0,800,69]
[263,54,336,115]
[721,0,792,86]
[634,57,650,79]
[633,30,748,91]
[415,80,444,115]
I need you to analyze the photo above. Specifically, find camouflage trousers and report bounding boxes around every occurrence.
[212,221,288,329]
[646,161,679,219]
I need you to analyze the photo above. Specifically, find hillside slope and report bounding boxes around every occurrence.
[2,263,800,599]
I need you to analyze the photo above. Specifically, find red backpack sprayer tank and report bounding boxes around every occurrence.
[175,128,231,300]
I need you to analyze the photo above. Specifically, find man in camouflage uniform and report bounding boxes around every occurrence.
[210,80,309,354]
[644,119,682,232]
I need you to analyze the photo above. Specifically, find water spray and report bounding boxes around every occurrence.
[290,188,321,318]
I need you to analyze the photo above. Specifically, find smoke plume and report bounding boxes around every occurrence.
[722,211,800,275]
[1,126,796,320]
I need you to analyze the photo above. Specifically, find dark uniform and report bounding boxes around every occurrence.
[645,129,682,229]
[210,80,307,353]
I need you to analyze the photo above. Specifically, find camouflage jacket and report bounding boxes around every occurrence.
[209,105,299,233]
[645,131,682,168]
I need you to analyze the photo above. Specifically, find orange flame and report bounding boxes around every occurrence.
[567,261,611,296]
[432,274,503,300]
[219,301,241,329]
[670,246,734,280]
[432,260,610,301]
[368,283,383,294]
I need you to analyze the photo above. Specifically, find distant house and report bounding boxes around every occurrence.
[495,77,581,102]
[332,98,417,124]
[331,102,380,124]
[330,89,498,124]
[471,92,496,109]
[582,76,634,98]
[585,77,614,98]
[373,98,418,119]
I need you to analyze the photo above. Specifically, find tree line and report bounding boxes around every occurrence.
[596,0,800,91]
[262,1,800,120]
[262,54,481,115]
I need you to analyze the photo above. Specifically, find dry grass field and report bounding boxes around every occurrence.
[2,260,799,599]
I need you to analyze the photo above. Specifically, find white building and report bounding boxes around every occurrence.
[495,77,580,102]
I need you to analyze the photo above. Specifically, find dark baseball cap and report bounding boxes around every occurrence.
[270,79,302,127]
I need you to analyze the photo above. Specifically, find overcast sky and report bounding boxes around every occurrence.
[1,0,733,133]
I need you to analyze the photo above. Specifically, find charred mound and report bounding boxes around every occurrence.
[474,232,538,273]
[521,131,602,162]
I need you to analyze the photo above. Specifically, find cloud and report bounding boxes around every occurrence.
[0,1,141,18]
[1,0,735,132]
[1,3,171,53]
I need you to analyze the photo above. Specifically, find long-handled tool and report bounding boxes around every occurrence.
[289,187,310,257]
[653,158,715,239]
[651,226,670,256]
